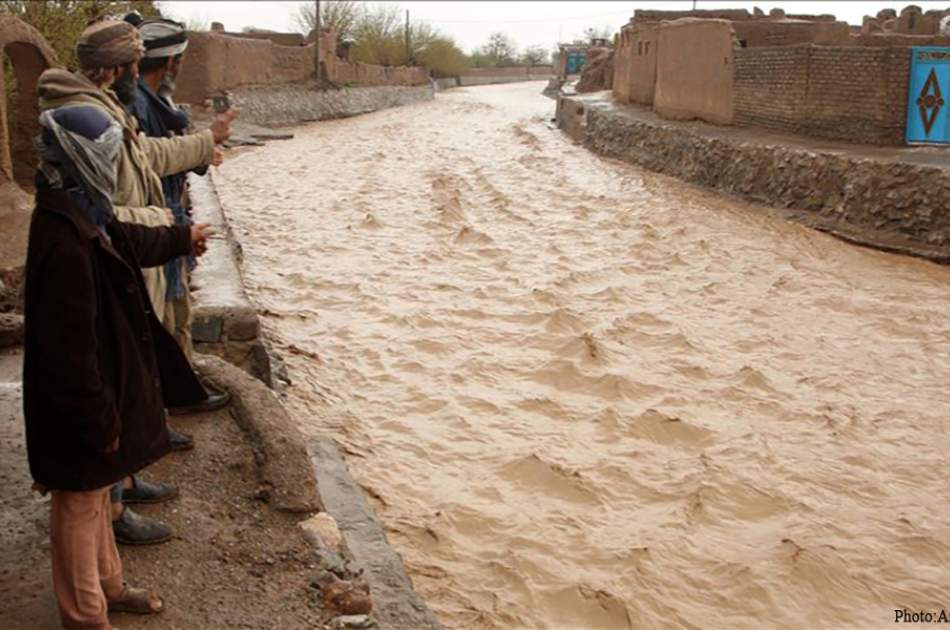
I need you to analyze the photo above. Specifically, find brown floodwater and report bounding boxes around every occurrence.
[214,82,950,629]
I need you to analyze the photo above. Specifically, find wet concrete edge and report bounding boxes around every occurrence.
[309,439,443,630]
[557,93,950,265]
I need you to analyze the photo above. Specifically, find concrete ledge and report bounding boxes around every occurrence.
[188,172,274,381]
[560,93,950,262]
[196,354,322,513]
[309,439,443,630]
[226,82,435,127]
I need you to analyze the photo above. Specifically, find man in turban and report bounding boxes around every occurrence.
[127,17,202,358]
[37,18,232,545]
[24,103,213,629]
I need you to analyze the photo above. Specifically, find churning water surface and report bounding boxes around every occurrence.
[214,82,950,629]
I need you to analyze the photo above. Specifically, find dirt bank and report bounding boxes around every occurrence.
[0,350,345,630]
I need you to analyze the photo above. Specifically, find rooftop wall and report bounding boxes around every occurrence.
[654,19,735,125]
[734,45,911,145]
[613,23,658,106]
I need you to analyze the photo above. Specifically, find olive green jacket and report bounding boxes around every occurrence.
[37,69,214,316]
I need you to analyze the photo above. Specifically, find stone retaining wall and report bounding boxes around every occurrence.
[458,66,552,86]
[225,82,434,127]
[560,94,950,262]
[433,77,459,91]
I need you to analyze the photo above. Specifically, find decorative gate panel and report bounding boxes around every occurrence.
[566,51,586,75]
[906,47,950,144]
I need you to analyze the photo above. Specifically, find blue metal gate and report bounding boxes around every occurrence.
[906,47,950,144]
[566,51,586,75]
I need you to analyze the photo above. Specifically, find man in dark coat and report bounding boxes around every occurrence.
[23,104,212,628]
[127,17,206,357]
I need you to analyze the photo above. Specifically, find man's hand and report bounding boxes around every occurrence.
[190,223,214,256]
[210,107,239,145]
[211,146,224,167]
[164,207,175,225]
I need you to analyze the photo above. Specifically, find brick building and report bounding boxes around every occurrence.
[610,5,950,146]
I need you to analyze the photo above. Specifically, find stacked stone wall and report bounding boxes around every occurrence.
[562,94,950,261]
[734,45,911,145]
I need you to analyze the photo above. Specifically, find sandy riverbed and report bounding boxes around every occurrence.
[214,82,950,629]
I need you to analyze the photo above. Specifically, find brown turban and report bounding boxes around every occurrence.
[75,19,145,70]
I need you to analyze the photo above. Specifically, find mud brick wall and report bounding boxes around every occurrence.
[655,19,735,125]
[175,31,429,104]
[735,44,912,144]
[733,46,809,134]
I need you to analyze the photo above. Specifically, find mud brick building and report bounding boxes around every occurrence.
[611,5,950,146]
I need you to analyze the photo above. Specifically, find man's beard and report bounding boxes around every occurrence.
[159,70,177,99]
[113,69,136,106]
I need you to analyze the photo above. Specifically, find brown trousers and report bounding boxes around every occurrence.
[162,271,193,360]
[50,487,123,630]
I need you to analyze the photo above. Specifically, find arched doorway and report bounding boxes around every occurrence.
[0,17,56,191]
[0,17,56,271]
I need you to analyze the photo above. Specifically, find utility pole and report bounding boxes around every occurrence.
[405,10,411,64]
[314,0,322,80]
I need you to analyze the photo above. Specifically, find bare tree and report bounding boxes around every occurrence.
[294,0,361,40]
[520,45,549,66]
[480,32,518,66]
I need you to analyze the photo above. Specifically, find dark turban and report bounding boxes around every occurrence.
[75,19,145,70]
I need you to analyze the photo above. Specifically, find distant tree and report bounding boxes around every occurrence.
[467,51,496,69]
[479,32,518,67]
[294,0,361,41]
[416,36,469,77]
[293,2,468,75]
[520,45,549,66]
[1,0,160,129]
[351,5,403,66]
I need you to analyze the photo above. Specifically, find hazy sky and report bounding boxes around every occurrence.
[157,1,950,53]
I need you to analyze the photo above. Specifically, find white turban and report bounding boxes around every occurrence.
[139,19,188,58]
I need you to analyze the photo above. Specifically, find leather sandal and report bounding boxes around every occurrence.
[108,583,163,615]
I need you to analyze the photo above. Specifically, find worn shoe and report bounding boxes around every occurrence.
[168,427,194,451]
[113,507,172,546]
[167,389,231,416]
[122,475,178,505]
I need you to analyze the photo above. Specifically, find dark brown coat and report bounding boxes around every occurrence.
[23,187,206,491]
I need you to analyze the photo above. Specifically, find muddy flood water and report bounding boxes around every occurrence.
[214,82,950,629]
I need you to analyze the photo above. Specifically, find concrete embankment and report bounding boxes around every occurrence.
[558,91,950,262]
